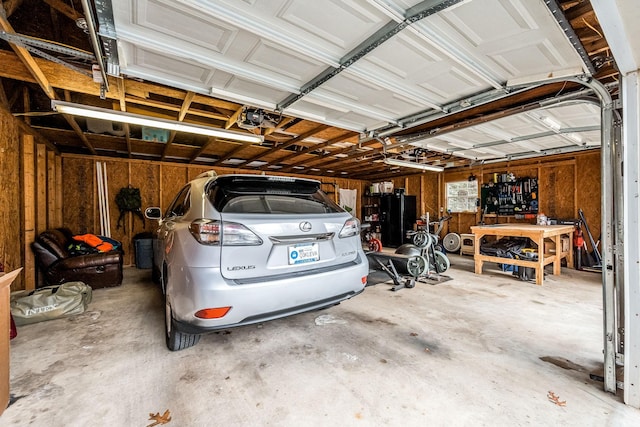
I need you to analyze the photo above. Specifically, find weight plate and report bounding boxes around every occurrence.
[406,255,427,277]
[433,250,450,273]
[442,233,461,252]
[412,231,432,248]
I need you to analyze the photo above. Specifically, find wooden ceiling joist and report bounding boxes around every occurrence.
[43,0,83,22]
[237,124,330,167]
[0,14,57,99]
[115,78,132,157]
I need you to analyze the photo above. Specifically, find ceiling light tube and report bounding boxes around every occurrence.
[51,100,264,143]
[384,158,444,172]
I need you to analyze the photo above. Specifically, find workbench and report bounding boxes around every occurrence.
[470,224,574,285]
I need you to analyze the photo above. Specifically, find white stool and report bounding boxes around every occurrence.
[460,233,475,256]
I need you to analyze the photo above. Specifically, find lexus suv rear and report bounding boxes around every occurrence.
[145,171,369,350]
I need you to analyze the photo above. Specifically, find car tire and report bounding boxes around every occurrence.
[165,297,200,351]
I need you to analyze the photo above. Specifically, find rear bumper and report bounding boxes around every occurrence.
[173,288,363,335]
[168,254,368,334]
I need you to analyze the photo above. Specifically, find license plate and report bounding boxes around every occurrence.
[288,243,319,265]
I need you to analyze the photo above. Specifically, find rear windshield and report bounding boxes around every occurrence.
[206,176,343,214]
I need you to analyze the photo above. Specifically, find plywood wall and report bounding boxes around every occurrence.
[441,151,601,239]
[0,108,23,290]
[1,108,62,291]
[576,153,602,250]
[2,126,604,291]
[60,155,371,266]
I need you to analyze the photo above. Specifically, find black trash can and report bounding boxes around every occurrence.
[133,232,153,269]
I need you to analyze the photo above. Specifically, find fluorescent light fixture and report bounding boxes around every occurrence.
[384,158,444,172]
[51,100,264,144]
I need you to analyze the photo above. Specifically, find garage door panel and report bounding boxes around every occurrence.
[420,0,587,81]
[134,0,238,54]
[130,45,214,85]
[277,0,388,51]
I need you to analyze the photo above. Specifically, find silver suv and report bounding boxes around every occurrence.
[145,171,369,350]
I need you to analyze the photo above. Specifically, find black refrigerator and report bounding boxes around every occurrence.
[380,193,416,248]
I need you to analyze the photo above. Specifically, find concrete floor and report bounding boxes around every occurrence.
[2,255,639,426]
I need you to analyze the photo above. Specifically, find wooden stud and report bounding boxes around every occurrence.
[22,134,36,290]
[47,150,56,228]
[22,86,29,126]
[55,155,62,227]
[36,143,47,236]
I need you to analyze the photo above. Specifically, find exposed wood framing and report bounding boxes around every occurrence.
[0,78,8,109]
[225,106,243,129]
[0,13,57,99]
[47,150,56,228]
[116,78,132,157]
[189,137,217,162]
[36,143,47,235]
[21,134,36,290]
[43,0,83,21]
[21,85,29,125]
[2,0,23,19]
[238,124,330,167]
[258,131,355,170]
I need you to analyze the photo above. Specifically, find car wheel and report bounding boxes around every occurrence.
[165,296,200,351]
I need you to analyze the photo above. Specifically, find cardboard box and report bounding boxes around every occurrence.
[0,268,22,416]
[380,181,394,193]
[544,237,571,254]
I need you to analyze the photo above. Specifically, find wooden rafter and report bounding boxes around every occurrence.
[43,0,83,21]
[279,139,379,172]
[0,10,96,154]
[258,131,355,170]
[264,117,295,136]
[225,106,243,129]
[161,91,196,160]
[116,78,132,157]
[178,91,195,121]
[1,104,58,152]
[237,124,330,167]
[212,141,253,166]
[62,90,96,154]
[0,12,57,99]
[2,0,23,18]
[189,137,217,162]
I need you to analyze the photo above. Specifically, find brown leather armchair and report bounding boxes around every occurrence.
[32,228,123,289]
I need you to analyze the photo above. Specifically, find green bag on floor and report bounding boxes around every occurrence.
[10,281,92,326]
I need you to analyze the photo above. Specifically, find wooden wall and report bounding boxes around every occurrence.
[0,108,22,290]
[1,113,603,292]
[439,151,602,250]
[60,155,369,267]
[0,107,62,291]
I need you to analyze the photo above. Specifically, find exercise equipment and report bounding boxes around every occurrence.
[442,232,461,252]
[368,236,451,291]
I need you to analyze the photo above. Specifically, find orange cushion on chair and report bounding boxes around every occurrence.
[73,234,114,252]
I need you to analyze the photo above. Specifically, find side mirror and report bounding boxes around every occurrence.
[144,207,162,220]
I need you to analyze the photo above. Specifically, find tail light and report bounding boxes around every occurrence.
[189,219,262,246]
[339,217,360,238]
